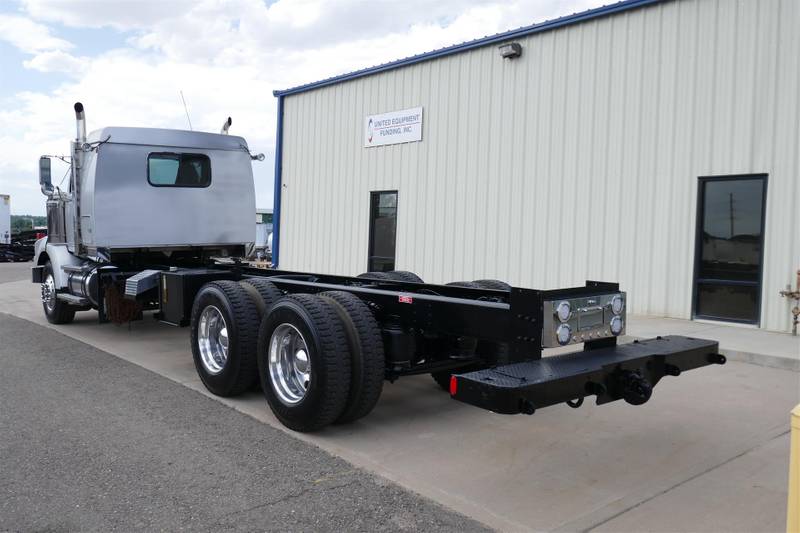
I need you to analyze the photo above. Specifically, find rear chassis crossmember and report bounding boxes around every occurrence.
[451,336,724,414]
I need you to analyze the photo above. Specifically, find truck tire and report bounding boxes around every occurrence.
[257,294,352,432]
[190,280,260,397]
[356,271,393,281]
[319,291,385,424]
[472,279,511,291]
[239,278,283,318]
[42,261,76,324]
[446,280,481,289]
[385,270,424,283]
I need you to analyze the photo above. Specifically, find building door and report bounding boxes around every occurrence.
[368,191,398,272]
[693,175,767,324]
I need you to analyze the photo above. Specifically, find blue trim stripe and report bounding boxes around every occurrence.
[271,95,284,267]
[273,0,664,97]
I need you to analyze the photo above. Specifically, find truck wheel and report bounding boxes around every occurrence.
[319,291,385,424]
[190,280,260,397]
[41,261,76,324]
[239,278,283,318]
[257,294,352,432]
[472,279,511,291]
[385,270,424,283]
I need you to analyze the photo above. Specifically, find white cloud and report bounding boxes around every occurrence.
[20,0,198,30]
[2,0,604,214]
[0,14,73,53]
[23,49,88,74]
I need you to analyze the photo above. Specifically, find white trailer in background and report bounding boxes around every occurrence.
[0,195,10,244]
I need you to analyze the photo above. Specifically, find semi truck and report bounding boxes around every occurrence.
[31,103,725,432]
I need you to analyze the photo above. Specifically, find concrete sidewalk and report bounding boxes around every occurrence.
[626,315,800,372]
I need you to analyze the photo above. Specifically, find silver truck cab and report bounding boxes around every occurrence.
[34,103,258,322]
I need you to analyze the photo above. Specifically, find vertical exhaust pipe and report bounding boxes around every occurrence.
[220,116,232,135]
[74,102,86,144]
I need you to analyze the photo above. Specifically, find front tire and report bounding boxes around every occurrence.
[257,294,352,432]
[41,261,75,324]
[190,281,260,397]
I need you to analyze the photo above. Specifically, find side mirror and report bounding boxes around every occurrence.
[39,156,53,195]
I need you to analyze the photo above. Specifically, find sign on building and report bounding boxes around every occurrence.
[364,106,423,148]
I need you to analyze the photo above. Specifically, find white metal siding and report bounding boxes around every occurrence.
[279,0,800,333]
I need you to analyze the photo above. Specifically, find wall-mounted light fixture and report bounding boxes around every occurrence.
[498,42,522,59]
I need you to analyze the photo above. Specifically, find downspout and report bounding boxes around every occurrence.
[271,95,284,268]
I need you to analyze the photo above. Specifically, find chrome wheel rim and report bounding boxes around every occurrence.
[198,305,229,375]
[42,273,56,312]
[268,323,311,405]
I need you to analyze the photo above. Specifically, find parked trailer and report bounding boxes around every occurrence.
[31,103,725,432]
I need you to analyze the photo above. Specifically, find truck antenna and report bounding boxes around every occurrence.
[179,90,193,131]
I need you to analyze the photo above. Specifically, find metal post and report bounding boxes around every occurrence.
[788,404,800,533]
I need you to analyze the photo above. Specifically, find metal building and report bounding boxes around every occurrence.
[271,0,800,333]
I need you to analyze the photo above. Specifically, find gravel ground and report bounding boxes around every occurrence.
[0,313,490,532]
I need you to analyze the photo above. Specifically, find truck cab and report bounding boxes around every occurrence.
[34,103,258,322]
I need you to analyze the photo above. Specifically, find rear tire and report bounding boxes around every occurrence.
[319,291,385,424]
[239,278,283,318]
[472,279,511,291]
[258,294,352,432]
[385,270,424,283]
[356,271,393,281]
[446,281,481,289]
[42,261,76,325]
[190,280,260,397]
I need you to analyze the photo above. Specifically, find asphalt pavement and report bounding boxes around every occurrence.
[0,313,488,532]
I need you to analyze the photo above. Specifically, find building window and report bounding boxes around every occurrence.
[147,153,211,187]
[368,191,397,272]
[693,175,767,324]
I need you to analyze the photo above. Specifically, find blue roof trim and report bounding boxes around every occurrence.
[273,0,664,97]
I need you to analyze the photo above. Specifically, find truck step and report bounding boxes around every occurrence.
[57,293,90,306]
[125,269,161,299]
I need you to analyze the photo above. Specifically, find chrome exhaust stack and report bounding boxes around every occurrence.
[220,116,232,135]
[74,102,86,144]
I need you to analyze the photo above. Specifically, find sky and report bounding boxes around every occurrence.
[0,0,603,216]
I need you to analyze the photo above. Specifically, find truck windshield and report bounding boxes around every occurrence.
[148,153,211,187]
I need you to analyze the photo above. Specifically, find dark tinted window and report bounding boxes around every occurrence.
[698,179,764,282]
[694,175,766,324]
[368,191,397,272]
[148,153,211,187]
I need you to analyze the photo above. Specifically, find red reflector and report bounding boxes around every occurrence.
[449,376,457,396]
[398,295,413,304]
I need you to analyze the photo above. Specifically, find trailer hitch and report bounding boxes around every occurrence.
[615,368,652,406]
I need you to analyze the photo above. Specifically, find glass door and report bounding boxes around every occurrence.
[693,175,767,324]
[367,191,397,272]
